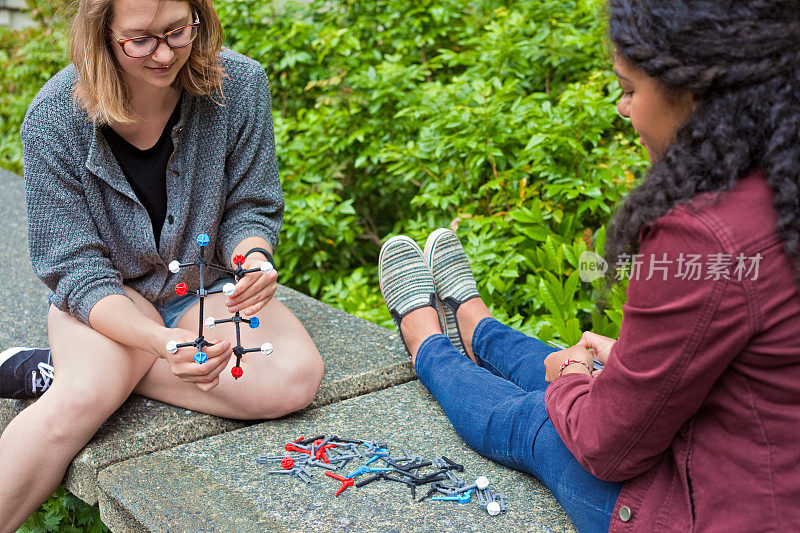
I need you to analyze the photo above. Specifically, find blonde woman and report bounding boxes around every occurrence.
[0,0,324,528]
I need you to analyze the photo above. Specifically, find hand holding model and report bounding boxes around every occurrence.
[166,234,276,384]
[159,327,232,392]
[224,251,278,317]
[543,344,595,383]
[577,331,616,375]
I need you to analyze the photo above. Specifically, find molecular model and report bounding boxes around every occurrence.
[257,435,507,516]
[165,233,275,379]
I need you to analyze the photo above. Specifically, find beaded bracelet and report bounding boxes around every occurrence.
[558,359,592,377]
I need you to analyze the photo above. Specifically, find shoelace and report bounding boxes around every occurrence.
[31,362,54,394]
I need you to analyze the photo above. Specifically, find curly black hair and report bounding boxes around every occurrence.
[604,0,800,288]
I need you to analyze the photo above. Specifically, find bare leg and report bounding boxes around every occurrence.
[133,292,324,419]
[0,289,323,530]
[401,298,492,366]
[455,298,492,362]
[400,307,442,365]
[0,288,161,532]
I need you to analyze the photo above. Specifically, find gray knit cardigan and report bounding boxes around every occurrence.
[21,49,284,325]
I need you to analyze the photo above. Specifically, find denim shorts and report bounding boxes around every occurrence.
[158,276,236,329]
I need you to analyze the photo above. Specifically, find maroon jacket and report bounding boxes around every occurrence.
[545,170,800,532]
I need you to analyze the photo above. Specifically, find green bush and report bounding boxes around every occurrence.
[0,1,645,343]
[2,0,647,528]
[0,24,68,171]
[19,486,107,533]
[215,0,645,337]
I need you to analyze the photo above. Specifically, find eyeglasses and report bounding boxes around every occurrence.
[109,13,200,58]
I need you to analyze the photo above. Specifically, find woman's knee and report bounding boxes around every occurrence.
[61,378,131,415]
[284,352,325,412]
[33,383,125,442]
[244,346,324,419]
[46,346,148,419]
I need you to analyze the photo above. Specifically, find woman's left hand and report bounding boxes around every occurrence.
[544,344,594,383]
[226,253,278,316]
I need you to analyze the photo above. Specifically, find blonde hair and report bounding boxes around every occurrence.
[70,0,224,125]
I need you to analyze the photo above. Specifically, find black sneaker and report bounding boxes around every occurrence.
[0,347,54,399]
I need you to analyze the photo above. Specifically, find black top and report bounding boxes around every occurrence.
[102,96,182,246]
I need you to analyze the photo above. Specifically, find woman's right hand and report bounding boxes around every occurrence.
[578,331,617,375]
[156,328,233,392]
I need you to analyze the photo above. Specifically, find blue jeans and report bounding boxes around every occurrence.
[414,317,621,533]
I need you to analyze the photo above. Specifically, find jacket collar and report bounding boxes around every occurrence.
[85,122,137,201]
[84,92,190,201]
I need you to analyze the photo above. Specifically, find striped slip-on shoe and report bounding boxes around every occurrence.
[379,235,440,357]
[424,228,480,357]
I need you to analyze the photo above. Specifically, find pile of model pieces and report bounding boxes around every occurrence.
[257,435,507,516]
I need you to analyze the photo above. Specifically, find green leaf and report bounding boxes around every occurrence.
[564,317,583,344]
[564,270,580,303]
[510,206,545,225]
[595,225,607,255]
[539,277,564,323]
[517,225,551,242]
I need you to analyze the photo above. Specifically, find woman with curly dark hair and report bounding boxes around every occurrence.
[377,0,800,531]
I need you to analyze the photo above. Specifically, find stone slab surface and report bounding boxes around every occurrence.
[98,381,575,533]
[0,170,413,505]
[0,168,49,349]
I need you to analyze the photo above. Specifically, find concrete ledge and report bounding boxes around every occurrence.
[98,381,575,532]
[0,284,413,505]
[0,170,413,505]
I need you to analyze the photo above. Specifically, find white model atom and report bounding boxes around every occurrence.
[487,501,501,516]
